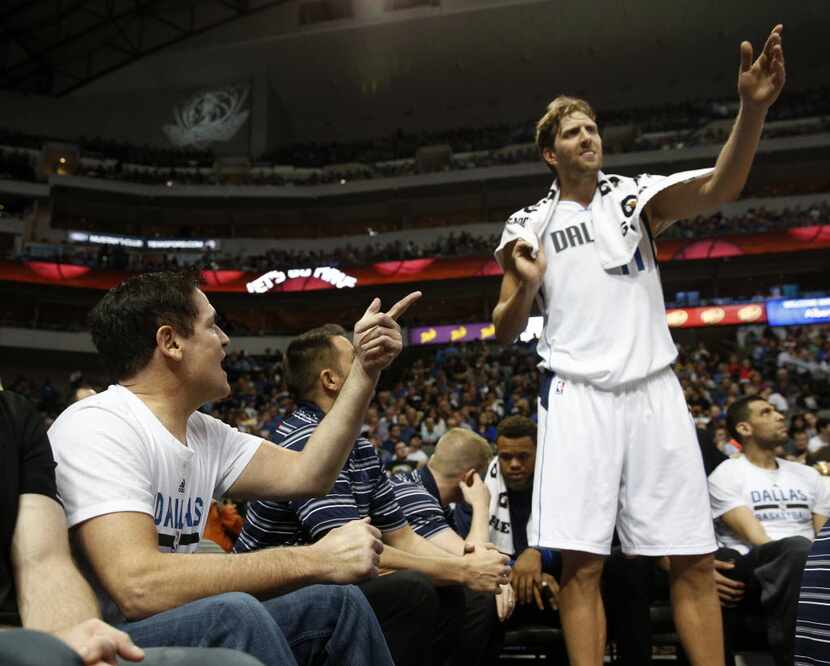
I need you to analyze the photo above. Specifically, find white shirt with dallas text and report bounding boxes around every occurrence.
[48,384,261,623]
[708,454,830,555]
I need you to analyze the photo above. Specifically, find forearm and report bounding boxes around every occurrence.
[466,502,492,546]
[493,279,538,344]
[299,363,378,489]
[704,103,767,204]
[734,522,772,547]
[17,556,100,632]
[114,544,332,620]
[378,545,465,586]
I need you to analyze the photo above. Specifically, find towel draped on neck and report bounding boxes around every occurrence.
[495,168,714,271]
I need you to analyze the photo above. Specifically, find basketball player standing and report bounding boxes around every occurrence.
[493,26,785,666]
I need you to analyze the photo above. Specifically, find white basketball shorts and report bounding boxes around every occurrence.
[528,366,716,556]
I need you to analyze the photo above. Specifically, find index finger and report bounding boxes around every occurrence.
[386,291,422,321]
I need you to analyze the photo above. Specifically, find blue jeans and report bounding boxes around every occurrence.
[0,629,265,666]
[119,585,393,666]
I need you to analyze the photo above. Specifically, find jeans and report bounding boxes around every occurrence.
[0,628,266,666]
[119,585,394,666]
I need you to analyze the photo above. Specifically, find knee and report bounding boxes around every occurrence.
[392,570,440,615]
[779,535,812,565]
[208,592,271,624]
[670,553,715,586]
[562,551,605,587]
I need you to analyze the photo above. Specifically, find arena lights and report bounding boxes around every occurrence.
[767,297,830,326]
[246,266,358,293]
[68,231,218,250]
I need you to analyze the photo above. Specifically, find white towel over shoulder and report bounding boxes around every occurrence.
[494,168,713,271]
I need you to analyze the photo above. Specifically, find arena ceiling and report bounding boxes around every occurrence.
[2,0,828,143]
[0,0,288,96]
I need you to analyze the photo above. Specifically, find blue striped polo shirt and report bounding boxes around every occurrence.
[234,401,407,553]
[388,467,455,540]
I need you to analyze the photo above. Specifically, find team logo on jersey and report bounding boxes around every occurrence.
[178,479,186,494]
[620,194,638,218]
[554,379,565,395]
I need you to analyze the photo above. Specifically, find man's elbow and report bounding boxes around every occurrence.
[108,563,168,620]
[112,576,159,621]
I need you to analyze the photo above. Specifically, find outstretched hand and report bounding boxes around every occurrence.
[353,291,422,376]
[738,24,785,111]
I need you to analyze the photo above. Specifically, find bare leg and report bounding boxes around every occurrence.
[559,550,606,666]
[670,554,725,666]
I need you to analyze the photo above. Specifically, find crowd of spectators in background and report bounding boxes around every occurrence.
[1,87,828,187]
[12,200,830,275]
[6,324,830,473]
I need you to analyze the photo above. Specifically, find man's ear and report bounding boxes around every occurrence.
[736,421,752,442]
[462,468,476,487]
[156,325,182,361]
[542,146,558,170]
[320,368,339,393]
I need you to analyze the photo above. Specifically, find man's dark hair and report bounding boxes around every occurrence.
[284,324,348,401]
[496,415,537,444]
[89,271,201,381]
[726,395,767,444]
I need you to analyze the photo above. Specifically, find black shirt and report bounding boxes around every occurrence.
[0,391,58,627]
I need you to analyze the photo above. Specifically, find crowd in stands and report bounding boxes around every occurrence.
[1,87,829,187]
[4,281,830,664]
[8,323,830,465]
[12,199,830,276]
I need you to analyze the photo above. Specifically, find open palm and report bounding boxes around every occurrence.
[738,24,785,110]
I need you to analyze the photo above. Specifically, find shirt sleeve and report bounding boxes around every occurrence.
[635,168,714,226]
[9,393,58,501]
[48,405,156,528]
[707,460,745,520]
[203,415,262,498]
[367,452,408,534]
[389,476,451,540]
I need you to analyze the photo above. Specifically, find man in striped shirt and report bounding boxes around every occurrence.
[235,324,511,666]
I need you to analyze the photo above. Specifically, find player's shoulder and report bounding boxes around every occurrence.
[708,454,744,480]
[51,385,131,430]
[49,385,148,452]
[505,188,555,227]
[779,457,820,481]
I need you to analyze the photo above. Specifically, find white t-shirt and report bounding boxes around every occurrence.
[48,384,261,623]
[708,455,830,554]
[534,201,677,389]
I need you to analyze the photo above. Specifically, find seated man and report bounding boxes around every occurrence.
[0,389,262,666]
[388,427,513,662]
[455,416,561,614]
[49,273,410,665]
[235,323,511,666]
[709,395,830,666]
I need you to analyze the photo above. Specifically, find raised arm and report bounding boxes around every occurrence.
[492,241,546,344]
[230,292,421,499]
[647,25,785,234]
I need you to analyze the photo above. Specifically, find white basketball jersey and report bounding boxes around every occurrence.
[536,200,677,389]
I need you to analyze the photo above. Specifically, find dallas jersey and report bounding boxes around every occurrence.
[533,200,676,390]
